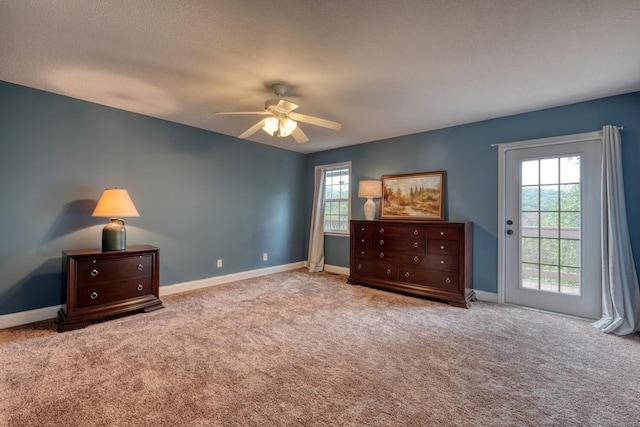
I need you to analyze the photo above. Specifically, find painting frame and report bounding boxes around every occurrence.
[380,171,446,221]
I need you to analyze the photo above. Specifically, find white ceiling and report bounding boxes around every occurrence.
[2,1,639,154]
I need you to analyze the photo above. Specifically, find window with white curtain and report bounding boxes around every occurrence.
[323,163,351,234]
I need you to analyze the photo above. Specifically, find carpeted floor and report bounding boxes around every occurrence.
[1,269,639,426]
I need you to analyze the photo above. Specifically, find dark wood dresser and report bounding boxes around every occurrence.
[348,220,475,308]
[57,245,164,332]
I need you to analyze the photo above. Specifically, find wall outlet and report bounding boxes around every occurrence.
[263,253,268,261]
[217,259,222,268]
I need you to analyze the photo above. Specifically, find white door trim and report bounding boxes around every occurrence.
[495,130,602,304]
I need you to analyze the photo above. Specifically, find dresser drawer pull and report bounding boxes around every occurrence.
[413,229,419,235]
[91,269,99,277]
[405,272,410,278]
[361,227,365,232]
[440,231,445,236]
[380,228,384,233]
[414,256,419,262]
[445,278,452,284]
[380,253,384,258]
[440,260,445,264]
[440,245,445,250]
[90,292,98,300]
[380,239,384,245]
[137,264,144,271]
[357,264,362,269]
[386,269,392,275]
[414,242,419,248]
[361,238,365,243]
[361,250,366,255]
[137,284,144,291]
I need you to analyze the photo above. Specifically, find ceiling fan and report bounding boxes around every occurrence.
[213,84,342,144]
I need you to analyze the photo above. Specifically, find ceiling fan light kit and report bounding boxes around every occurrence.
[214,83,342,144]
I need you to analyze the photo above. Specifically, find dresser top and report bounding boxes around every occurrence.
[63,245,158,257]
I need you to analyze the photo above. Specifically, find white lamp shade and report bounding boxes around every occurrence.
[92,188,140,217]
[358,180,382,198]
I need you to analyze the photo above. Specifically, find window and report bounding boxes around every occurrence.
[323,163,351,234]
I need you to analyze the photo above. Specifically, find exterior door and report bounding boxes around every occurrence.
[503,137,602,319]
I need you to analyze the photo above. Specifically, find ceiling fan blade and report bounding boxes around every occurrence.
[289,112,342,130]
[238,119,266,139]
[291,126,309,144]
[276,99,299,112]
[213,111,268,115]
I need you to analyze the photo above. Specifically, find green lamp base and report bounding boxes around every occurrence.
[102,218,126,251]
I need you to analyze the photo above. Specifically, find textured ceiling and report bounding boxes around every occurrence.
[2,0,640,153]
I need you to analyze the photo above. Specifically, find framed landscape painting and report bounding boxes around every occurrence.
[380,171,446,220]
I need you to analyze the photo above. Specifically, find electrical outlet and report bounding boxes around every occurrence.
[217,259,222,268]
[263,253,268,261]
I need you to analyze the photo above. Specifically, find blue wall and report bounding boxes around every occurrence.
[307,92,640,293]
[0,81,307,315]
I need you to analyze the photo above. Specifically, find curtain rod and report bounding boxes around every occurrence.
[491,126,624,148]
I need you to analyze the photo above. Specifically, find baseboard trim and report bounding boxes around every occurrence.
[0,305,63,330]
[324,264,350,276]
[159,261,306,296]
[474,290,498,303]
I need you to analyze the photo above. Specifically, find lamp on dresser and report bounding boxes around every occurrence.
[358,180,382,220]
[92,188,139,251]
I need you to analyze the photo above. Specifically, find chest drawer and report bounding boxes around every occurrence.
[76,276,153,308]
[376,251,425,265]
[427,254,459,272]
[427,239,459,255]
[354,246,374,260]
[352,260,397,280]
[427,228,460,241]
[76,255,153,284]
[376,236,426,252]
[376,224,425,238]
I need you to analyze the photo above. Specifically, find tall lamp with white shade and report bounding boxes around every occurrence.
[92,188,140,251]
[358,180,382,221]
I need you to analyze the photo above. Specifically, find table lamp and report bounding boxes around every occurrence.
[358,180,382,221]
[92,188,140,251]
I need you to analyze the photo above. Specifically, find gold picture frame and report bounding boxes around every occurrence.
[380,171,446,220]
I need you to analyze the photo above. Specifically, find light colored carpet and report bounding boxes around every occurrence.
[1,269,639,426]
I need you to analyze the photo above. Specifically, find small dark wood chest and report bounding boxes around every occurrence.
[348,220,475,308]
[57,245,164,332]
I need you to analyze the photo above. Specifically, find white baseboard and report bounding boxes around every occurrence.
[0,305,62,330]
[474,290,498,303]
[159,261,306,296]
[323,264,349,276]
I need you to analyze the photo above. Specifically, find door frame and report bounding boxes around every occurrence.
[495,130,603,305]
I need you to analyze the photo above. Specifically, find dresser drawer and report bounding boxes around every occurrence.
[376,225,425,239]
[376,250,425,265]
[76,276,153,308]
[425,270,460,292]
[352,260,397,280]
[76,255,153,284]
[427,239,459,255]
[376,236,426,252]
[354,223,375,236]
[427,255,459,272]
[354,246,374,260]
[427,228,460,241]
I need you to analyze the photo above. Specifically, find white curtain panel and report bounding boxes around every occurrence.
[307,167,326,272]
[593,125,640,335]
